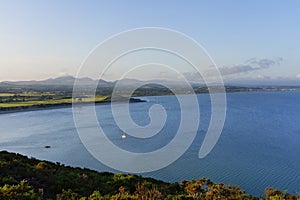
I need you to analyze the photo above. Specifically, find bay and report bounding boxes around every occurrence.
[0,91,299,196]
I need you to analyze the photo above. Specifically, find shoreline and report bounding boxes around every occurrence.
[0,97,146,115]
[1,90,299,115]
[0,151,262,199]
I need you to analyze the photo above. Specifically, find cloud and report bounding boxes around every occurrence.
[296,74,300,79]
[219,57,282,76]
[219,64,259,75]
[180,58,283,83]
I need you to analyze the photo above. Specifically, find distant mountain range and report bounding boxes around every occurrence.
[0,75,200,87]
[1,76,98,86]
[0,76,205,95]
[0,76,299,95]
[1,75,300,87]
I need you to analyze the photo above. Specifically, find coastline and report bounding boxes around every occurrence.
[1,90,299,115]
[0,151,259,199]
[0,97,146,115]
[1,151,298,199]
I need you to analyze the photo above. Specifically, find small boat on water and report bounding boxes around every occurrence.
[121,133,126,139]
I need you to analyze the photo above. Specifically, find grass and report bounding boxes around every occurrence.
[0,93,15,97]
[0,96,109,108]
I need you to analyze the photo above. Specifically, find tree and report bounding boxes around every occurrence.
[0,180,37,200]
[56,189,80,200]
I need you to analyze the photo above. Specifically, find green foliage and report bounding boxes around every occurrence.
[56,189,80,200]
[88,190,102,200]
[264,188,300,200]
[35,161,48,169]
[134,181,164,200]
[0,93,108,109]
[0,151,299,200]
[0,180,37,200]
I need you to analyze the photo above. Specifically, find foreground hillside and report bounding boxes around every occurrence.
[0,151,298,200]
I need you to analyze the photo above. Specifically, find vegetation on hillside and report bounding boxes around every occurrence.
[0,92,108,108]
[0,151,298,200]
[0,91,146,113]
[1,77,299,113]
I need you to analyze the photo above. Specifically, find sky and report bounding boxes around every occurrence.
[0,0,299,84]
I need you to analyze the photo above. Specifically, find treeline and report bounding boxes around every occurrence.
[0,151,298,200]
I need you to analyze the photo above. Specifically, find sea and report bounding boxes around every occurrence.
[0,91,299,196]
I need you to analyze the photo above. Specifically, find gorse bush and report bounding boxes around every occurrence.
[0,180,38,200]
[0,151,299,200]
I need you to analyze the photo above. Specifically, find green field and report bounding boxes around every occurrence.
[0,93,15,97]
[0,93,108,108]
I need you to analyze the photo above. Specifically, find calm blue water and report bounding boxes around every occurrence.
[0,91,299,196]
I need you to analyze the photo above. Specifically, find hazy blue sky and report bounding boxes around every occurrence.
[0,0,299,83]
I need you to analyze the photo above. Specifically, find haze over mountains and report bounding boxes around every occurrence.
[1,75,300,87]
[0,75,201,88]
